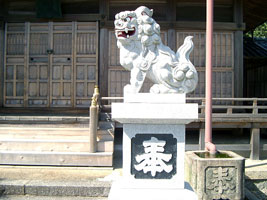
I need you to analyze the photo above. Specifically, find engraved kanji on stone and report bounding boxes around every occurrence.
[134,137,173,177]
[206,167,236,195]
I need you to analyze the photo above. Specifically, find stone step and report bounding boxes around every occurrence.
[0,126,114,138]
[0,195,108,200]
[0,116,89,124]
[0,139,113,152]
[0,115,114,166]
[0,179,111,197]
[0,151,113,166]
[0,128,90,140]
[0,123,89,128]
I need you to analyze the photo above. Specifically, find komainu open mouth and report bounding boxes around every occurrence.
[116,28,135,38]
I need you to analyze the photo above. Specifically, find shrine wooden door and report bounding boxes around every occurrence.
[4,22,98,108]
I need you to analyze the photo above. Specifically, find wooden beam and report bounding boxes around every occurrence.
[250,128,260,160]
[3,14,102,22]
[103,20,245,31]
[0,21,4,107]
[0,0,8,20]
[234,0,243,25]
[233,0,243,98]
[99,28,109,99]
[99,0,109,21]
[166,0,176,21]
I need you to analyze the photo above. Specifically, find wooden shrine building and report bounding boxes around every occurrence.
[0,0,267,166]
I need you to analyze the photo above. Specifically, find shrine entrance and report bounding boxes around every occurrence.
[3,22,98,108]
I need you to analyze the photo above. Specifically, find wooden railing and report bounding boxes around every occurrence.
[100,97,267,116]
[187,97,267,117]
[99,97,267,160]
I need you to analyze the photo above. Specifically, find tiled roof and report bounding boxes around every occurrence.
[244,37,267,58]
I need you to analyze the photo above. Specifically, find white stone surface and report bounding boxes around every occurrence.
[122,124,185,189]
[124,93,185,103]
[114,6,198,94]
[108,181,198,200]
[112,103,198,124]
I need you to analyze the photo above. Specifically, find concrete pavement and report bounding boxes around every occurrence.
[0,158,266,199]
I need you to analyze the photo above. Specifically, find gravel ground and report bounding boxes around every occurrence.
[246,180,267,200]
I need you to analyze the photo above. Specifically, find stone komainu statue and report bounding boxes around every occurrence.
[114,6,198,94]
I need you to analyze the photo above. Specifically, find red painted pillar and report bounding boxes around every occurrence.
[205,0,216,154]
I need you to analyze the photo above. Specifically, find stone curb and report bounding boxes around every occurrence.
[245,171,267,180]
[0,180,111,197]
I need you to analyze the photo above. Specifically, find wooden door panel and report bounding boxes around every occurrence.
[29,33,48,55]
[4,22,98,108]
[4,23,26,107]
[53,33,72,55]
[27,24,49,107]
[50,22,73,107]
[74,22,98,107]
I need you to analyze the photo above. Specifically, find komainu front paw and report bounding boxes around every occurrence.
[124,84,137,94]
[150,84,161,94]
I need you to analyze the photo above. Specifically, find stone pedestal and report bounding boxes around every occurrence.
[109,93,198,200]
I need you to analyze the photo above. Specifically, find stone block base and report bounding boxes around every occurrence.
[108,181,197,200]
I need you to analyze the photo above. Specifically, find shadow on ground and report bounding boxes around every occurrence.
[246,179,267,200]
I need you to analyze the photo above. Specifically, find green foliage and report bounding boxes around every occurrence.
[245,21,267,38]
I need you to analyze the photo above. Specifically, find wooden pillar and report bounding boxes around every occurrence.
[250,128,260,160]
[99,0,109,21]
[99,0,109,98]
[99,28,109,98]
[233,0,243,98]
[0,21,4,107]
[199,128,205,150]
[167,0,176,51]
[167,29,176,52]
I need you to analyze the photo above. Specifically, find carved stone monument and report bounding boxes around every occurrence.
[114,6,198,94]
[109,6,198,200]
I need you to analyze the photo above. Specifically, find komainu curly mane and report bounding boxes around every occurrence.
[114,6,198,94]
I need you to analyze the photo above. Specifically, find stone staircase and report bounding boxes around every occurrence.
[0,113,114,166]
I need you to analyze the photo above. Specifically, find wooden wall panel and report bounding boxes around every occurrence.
[246,64,267,98]
[177,31,234,98]
[107,30,234,98]
[0,22,4,107]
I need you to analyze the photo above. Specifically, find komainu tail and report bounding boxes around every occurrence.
[176,36,194,63]
[173,36,198,93]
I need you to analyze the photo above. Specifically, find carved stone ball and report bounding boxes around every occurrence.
[175,70,185,81]
[186,70,194,79]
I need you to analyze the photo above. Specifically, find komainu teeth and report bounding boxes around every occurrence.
[125,28,128,33]
[127,35,129,38]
